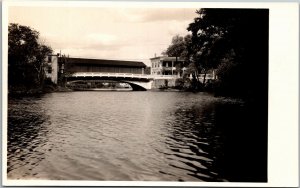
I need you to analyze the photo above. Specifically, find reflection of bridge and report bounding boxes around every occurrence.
[67,72,154,91]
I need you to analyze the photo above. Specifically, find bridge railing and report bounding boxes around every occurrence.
[70,72,180,80]
[153,75,179,79]
[71,72,154,79]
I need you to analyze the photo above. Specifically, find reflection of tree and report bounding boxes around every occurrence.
[212,102,267,182]
[162,101,267,182]
[162,102,225,181]
[7,98,50,176]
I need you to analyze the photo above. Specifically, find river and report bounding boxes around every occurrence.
[7,91,267,182]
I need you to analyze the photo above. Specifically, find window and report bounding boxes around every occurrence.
[47,66,52,74]
[48,56,52,62]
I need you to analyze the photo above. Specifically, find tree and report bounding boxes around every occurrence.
[8,23,52,90]
[186,9,231,85]
[163,34,192,62]
[187,9,269,98]
[163,34,197,82]
[163,35,186,57]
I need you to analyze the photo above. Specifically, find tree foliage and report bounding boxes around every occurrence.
[187,9,269,98]
[8,23,53,90]
[163,34,197,79]
[163,35,185,57]
[163,9,268,97]
[163,34,192,61]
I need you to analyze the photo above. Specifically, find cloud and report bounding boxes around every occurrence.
[141,8,197,22]
[42,32,121,52]
[86,33,117,45]
[81,33,120,50]
[167,20,192,36]
[9,6,197,64]
[95,8,198,23]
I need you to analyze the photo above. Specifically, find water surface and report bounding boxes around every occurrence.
[7,91,267,181]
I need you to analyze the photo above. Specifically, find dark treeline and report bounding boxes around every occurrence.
[164,9,269,181]
[164,9,269,102]
[8,23,53,94]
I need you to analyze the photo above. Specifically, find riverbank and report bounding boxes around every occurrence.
[8,83,255,104]
[8,85,73,97]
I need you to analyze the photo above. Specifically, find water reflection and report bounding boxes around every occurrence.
[7,96,51,179]
[157,101,226,181]
[212,102,268,182]
[7,92,267,182]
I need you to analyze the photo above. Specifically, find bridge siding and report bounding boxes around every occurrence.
[69,65,144,74]
[63,57,148,75]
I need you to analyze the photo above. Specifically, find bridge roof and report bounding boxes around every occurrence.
[66,58,146,67]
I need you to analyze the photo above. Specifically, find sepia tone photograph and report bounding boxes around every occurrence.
[2,1,298,187]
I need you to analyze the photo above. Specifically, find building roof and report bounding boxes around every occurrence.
[150,56,185,61]
[65,57,146,67]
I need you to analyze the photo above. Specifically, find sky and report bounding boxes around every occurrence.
[9,6,198,66]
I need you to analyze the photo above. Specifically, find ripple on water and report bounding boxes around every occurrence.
[7,92,253,181]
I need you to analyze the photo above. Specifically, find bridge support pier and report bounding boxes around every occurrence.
[128,83,147,91]
[123,80,153,91]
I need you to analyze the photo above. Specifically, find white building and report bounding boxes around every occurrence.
[45,54,59,84]
[150,55,217,83]
[150,56,186,77]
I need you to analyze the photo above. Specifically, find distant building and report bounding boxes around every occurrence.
[150,55,217,83]
[45,54,59,84]
[150,56,186,77]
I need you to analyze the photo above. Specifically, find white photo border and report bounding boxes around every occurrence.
[2,1,299,187]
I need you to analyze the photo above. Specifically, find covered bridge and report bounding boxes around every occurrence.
[63,57,148,75]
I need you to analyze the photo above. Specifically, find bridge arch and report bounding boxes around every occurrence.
[121,81,147,91]
[66,76,152,91]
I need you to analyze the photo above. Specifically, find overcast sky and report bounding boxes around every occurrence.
[9,6,198,65]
